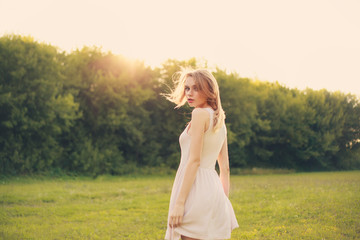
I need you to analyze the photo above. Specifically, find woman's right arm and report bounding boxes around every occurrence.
[218,135,230,197]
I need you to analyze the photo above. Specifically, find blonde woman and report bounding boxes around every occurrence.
[164,69,238,240]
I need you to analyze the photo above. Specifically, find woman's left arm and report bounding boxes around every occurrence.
[169,108,208,228]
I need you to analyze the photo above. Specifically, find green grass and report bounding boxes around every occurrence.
[1,171,359,239]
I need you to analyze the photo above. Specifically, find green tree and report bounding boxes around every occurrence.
[325,92,360,169]
[1,34,359,175]
[0,35,79,174]
[214,70,271,168]
[62,48,156,175]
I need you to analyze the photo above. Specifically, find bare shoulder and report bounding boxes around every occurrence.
[191,108,210,122]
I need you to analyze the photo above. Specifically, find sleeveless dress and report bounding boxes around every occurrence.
[165,107,239,240]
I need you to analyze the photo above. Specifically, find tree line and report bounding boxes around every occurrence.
[1,35,359,176]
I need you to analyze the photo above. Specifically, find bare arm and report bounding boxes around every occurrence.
[218,134,230,197]
[169,108,208,228]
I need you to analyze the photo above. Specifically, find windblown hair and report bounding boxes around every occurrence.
[164,68,225,132]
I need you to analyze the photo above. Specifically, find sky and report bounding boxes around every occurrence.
[1,0,359,95]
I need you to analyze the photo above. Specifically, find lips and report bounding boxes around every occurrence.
[188,98,194,103]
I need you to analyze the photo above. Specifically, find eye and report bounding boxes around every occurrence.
[193,86,198,91]
[185,86,190,91]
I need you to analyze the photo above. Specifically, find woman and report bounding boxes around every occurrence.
[164,68,238,240]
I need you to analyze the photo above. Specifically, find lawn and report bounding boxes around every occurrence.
[1,171,359,239]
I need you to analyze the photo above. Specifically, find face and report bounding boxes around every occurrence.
[184,76,208,108]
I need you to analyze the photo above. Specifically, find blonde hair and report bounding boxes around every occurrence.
[164,68,225,132]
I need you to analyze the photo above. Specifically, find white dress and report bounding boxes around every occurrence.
[165,107,239,240]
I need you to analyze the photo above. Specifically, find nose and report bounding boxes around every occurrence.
[187,88,193,96]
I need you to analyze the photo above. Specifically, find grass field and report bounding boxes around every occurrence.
[1,171,359,239]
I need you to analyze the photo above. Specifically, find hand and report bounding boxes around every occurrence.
[169,203,185,228]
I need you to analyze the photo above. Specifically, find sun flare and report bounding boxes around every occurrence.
[1,0,359,94]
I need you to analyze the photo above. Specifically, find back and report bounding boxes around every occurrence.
[200,108,226,169]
